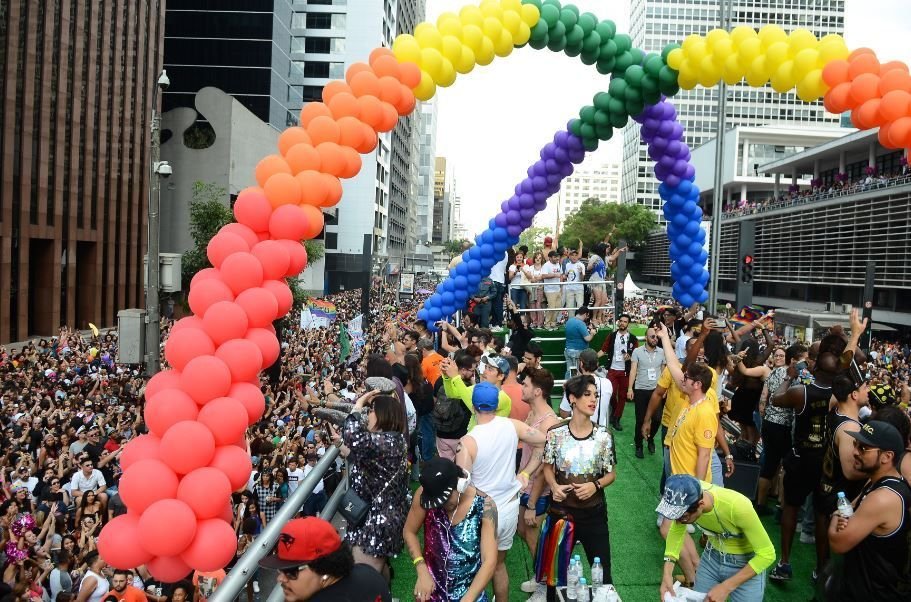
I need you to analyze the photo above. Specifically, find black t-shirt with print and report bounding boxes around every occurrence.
[310,564,391,602]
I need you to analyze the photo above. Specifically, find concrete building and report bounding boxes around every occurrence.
[549,162,622,232]
[0,0,165,342]
[622,0,846,221]
[416,101,438,246]
[163,0,301,131]
[432,157,450,245]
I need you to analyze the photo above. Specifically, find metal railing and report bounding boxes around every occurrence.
[506,279,616,313]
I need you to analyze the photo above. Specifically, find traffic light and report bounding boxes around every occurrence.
[741,254,754,283]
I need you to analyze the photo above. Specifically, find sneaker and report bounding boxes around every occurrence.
[520,579,539,594]
[252,581,260,594]
[811,569,818,584]
[635,447,644,459]
[657,514,664,528]
[528,590,547,602]
[648,440,656,455]
[799,531,816,544]
[769,562,793,582]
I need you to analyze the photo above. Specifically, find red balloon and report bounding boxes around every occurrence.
[220,252,265,296]
[177,468,233,520]
[198,397,250,446]
[269,205,310,241]
[189,268,221,290]
[209,445,253,491]
[278,241,308,275]
[201,301,249,346]
[262,280,293,317]
[227,383,266,425]
[217,502,234,524]
[233,188,273,233]
[251,240,292,281]
[180,355,233,405]
[164,328,215,372]
[139,499,198,557]
[118,459,179,514]
[144,371,181,401]
[214,339,264,382]
[234,287,280,329]
[98,515,154,569]
[220,223,259,249]
[147,555,193,583]
[245,328,281,367]
[145,389,200,438]
[160,420,217,475]
[206,231,249,269]
[180,518,238,572]
[119,434,162,471]
[187,278,234,317]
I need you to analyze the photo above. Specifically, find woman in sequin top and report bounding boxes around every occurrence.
[337,389,409,581]
[403,457,497,602]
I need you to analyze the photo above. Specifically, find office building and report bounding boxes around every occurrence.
[554,161,622,228]
[0,0,165,342]
[622,0,846,221]
[416,100,438,246]
[432,157,451,244]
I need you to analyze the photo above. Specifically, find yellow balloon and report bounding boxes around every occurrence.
[483,16,503,40]
[501,0,523,13]
[713,38,734,60]
[459,5,485,28]
[520,4,541,27]
[796,69,824,102]
[419,47,444,80]
[758,24,788,50]
[667,47,684,70]
[514,21,532,46]
[679,74,699,90]
[455,45,476,74]
[479,0,503,20]
[678,59,699,89]
[766,41,790,68]
[494,29,514,57]
[730,26,757,45]
[770,60,795,93]
[687,39,708,64]
[437,12,463,38]
[392,34,422,64]
[414,23,443,51]
[818,37,849,64]
[737,37,761,62]
[746,56,771,87]
[414,71,437,101]
[440,35,463,63]
[436,58,457,87]
[788,29,818,56]
[501,9,522,36]
[462,24,485,53]
[698,55,722,87]
[705,28,730,51]
[475,36,496,66]
[792,48,819,80]
[723,54,744,85]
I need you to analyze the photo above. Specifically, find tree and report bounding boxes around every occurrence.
[559,199,656,249]
[517,226,550,251]
[442,238,469,257]
[181,182,233,292]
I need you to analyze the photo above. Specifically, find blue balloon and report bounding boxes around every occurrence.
[679,274,694,288]
[466,272,481,286]
[489,218,498,230]
[417,309,428,321]
[454,289,469,302]
[692,229,706,243]
[671,213,689,229]
[467,259,482,273]
[441,304,455,316]
[493,241,509,253]
[440,280,453,292]
[696,270,710,285]
[688,283,705,298]
[688,241,704,257]
[480,243,495,257]
[697,289,709,304]
[684,221,701,237]
[468,246,481,260]
[441,291,455,305]
[481,256,496,269]
[493,227,507,241]
[670,262,685,279]
[668,242,681,260]
[677,254,694,269]
[678,293,694,308]
[427,307,443,322]
[455,262,469,276]
[454,275,468,290]
[480,231,494,245]
[676,234,692,248]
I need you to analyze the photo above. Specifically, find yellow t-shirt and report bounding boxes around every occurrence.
[667,397,718,481]
[658,366,719,428]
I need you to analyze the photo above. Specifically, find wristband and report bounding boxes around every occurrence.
[593,478,602,491]
[519,470,530,480]
[725,454,734,460]
[663,556,677,564]
[412,556,425,566]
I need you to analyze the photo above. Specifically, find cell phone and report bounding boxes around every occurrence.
[709,318,728,330]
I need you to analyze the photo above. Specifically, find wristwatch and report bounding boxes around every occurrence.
[725,454,734,461]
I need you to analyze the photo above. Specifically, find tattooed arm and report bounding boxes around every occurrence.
[463,496,499,602]
[512,419,546,446]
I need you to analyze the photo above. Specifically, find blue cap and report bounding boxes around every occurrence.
[480,354,510,375]
[656,474,703,520]
[472,382,500,412]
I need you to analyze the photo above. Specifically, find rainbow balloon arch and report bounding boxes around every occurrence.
[98,0,910,578]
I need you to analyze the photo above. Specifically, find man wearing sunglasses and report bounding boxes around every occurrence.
[260,517,390,601]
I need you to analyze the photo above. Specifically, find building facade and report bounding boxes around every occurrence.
[432,156,449,245]
[553,161,622,230]
[415,100,437,246]
[0,0,165,342]
[622,0,845,221]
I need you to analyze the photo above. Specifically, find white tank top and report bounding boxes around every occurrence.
[468,417,520,507]
[83,569,110,602]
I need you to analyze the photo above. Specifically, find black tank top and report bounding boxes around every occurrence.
[819,409,864,500]
[841,476,911,601]
[794,383,831,451]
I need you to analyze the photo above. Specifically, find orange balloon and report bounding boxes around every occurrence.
[849,73,881,106]
[878,69,911,95]
[395,84,417,116]
[299,103,333,128]
[887,116,911,147]
[323,174,343,207]
[848,47,876,61]
[878,122,893,147]
[356,95,385,131]
[848,53,881,79]
[350,70,381,98]
[345,62,373,85]
[277,127,312,156]
[299,205,325,240]
[322,81,354,104]
[306,115,341,145]
[369,47,394,65]
[880,61,910,75]
[316,142,347,177]
[285,143,322,174]
[328,92,361,119]
[378,76,403,107]
[339,147,362,179]
[821,60,849,87]
[263,172,302,208]
[372,55,402,80]
[357,123,378,153]
[376,101,399,133]
[852,99,882,130]
[296,171,329,207]
[255,155,292,189]
[398,61,422,88]
[824,81,853,114]
[337,116,365,150]
[879,90,911,122]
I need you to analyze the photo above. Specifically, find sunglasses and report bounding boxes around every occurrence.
[855,442,881,455]
[277,534,309,579]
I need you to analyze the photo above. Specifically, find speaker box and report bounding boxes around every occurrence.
[722,458,761,502]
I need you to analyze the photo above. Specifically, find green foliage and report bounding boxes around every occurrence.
[304,240,324,263]
[517,226,551,251]
[559,199,655,249]
[181,182,233,291]
[442,238,469,257]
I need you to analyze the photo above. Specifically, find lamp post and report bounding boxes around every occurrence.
[707,0,731,311]
[145,69,170,376]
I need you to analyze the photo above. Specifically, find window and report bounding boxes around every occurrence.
[304,37,345,54]
[305,13,345,29]
[303,61,329,78]
[325,232,338,249]
[291,13,306,29]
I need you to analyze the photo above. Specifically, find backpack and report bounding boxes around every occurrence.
[431,385,469,434]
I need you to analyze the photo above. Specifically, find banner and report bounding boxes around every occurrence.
[399,272,415,295]
[346,314,365,363]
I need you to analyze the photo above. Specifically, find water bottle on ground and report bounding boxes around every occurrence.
[567,559,579,600]
[591,557,603,592]
[578,578,590,602]
[836,491,854,517]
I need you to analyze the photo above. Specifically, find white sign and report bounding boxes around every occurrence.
[399,272,415,294]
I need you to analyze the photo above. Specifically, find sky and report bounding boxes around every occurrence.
[426,0,911,237]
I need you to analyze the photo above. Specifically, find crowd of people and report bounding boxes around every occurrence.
[3,239,911,602]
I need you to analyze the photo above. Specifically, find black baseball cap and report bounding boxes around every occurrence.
[848,420,906,457]
[419,458,467,510]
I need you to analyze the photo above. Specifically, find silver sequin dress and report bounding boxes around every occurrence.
[342,412,409,557]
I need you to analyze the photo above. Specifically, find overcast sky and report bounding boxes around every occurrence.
[426,0,911,237]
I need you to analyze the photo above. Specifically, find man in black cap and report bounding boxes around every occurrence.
[403,457,498,602]
[827,420,911,601]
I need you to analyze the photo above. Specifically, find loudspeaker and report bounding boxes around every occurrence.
[721,456,761,502]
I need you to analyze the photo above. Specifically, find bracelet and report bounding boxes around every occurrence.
[519,470,530,480]
[725,454,734,460]
[593,478,602,491]
[412,556,425,566]
[663,556,677,564]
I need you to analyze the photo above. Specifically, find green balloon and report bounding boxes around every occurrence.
[528,35,549,50]
[609,112,629,128]
[608,77,627,97]
[600,39,618,59]
[659,79,680,97]
[625,99,645,117]
[550,20,566,39]
[593,109,610,126]
[541,0,562,8]
[547,35,567,52]
[563,3,579,16]
[629,48,645,67]
[594,92,611,111]
[614,51,634,74]
[580,106,597,124]
[530,20,550,42]
[566,24,584,46]
[559,8,578,30]
[614,34,632,54]
[580,122,596,140]
[583,137,599,152]
[642,87,662,106]
[641,74,660,96]
[596,20,616,41]
[625,65,645,87]
[658,65,679,90]
[595,56,616,75]
[624,86,642,104]
[522,0,543,8]
[581,31,602,53]
[644,54,665,77]
[595,124,613,141]
[564,43,583,58]
[540,4,560,28]
[577,13,597,35]
[569,119,583,137]
[661,43,681,62]
[579,48,599,65]
[607,97,625,117]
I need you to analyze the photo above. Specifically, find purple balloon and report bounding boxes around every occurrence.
[555,131,570,147]
[652,136,669,151]
[671,123,684,139]
[507,224,522,237]
[541,143,556,160]
[533,190,550,202]
[666,174,681,188]
[519,193,535,208]
[520,207,536,220]
[560,163,574,177]
[534,198,548,211]
[648,146,664,162]
[545,158,561,174]
[554,147,569,163]
[569,149,585,164]
[658,155,675,170]
[506,210,521,225]
[546,181,561,194]
[658,120,675,137]
[533,161,549,177]
[654,163,669,180]
[667,140,682,157]
[508,196,522,210]
[495,213,508,227]
[684,165,696,180]
[519,217,534,229]
[546,173,562,186]
[532,176,548,191]
[672,160,689,177]
[526,165,536,178]
[520,179,535,193]
[566,135,583,152]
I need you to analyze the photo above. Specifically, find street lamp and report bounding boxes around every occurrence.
[146,69,170,376]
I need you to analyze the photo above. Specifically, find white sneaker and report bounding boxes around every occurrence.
[520,579,539,593]
[528,590,548,602]
[252,581,260,594]
[799,531,816,544]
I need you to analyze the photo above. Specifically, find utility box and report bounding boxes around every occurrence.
[144,253,183,293]
[117,309,147,364]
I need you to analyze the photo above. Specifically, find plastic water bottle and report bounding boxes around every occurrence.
[591,557,603,592]
[567,559,579,600]
[836,491,854,517]
[578,578,590,602]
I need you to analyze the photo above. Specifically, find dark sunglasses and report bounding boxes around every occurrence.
[276,534,308,579]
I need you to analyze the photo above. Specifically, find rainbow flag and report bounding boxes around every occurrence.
[307,299,337,323]
[730,305,765,328]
